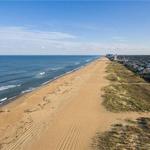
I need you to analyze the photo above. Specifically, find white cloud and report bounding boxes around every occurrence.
[0,26,76,41]
[0,26,149,55]
[112,36,127,42]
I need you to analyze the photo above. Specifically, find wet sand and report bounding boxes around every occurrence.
[0,57,149,150]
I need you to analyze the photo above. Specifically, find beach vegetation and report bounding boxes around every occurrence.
[102,62,150,112]
[92,117,150,150]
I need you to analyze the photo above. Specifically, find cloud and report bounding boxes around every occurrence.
[112,36,127,42]
[0,26,79,55]
[0,26,149,55]
[0,26,76,41]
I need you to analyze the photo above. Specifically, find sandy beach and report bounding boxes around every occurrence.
[0,57,149,150]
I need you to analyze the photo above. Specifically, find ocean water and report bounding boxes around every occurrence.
[0,55,99,104]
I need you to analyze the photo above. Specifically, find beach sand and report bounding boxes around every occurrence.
[0,57,149,150]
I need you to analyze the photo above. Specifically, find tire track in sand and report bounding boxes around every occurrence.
[56,122,80,150]
[3,120,44,150]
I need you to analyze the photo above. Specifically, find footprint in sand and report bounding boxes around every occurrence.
[0,108,10,113]
[24,107,40,113]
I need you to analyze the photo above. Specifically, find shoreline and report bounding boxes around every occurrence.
[0,57,107,150]
[0,57,100,107]
[1,57,148,150]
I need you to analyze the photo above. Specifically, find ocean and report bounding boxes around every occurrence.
[0,55,99,104]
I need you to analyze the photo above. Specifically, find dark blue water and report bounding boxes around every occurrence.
[0,55,99,104]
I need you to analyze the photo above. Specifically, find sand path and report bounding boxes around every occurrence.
[0,57,149,150]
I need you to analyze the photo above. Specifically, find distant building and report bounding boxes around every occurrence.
[147,63,150,68]
[114,54,118,61]
[143,68,150,74]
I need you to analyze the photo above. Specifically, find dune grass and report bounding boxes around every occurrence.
[106,62,145,83]
[93,62,150,149]
[102,62,150,112]
[92,117,150,150]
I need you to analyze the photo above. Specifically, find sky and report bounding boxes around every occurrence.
[0,1,150,55]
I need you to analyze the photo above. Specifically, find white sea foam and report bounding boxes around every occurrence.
[39,72,45,75]
[0,97,7,103]
[35,72,46,78]
[50,67,63,71]
[42,81,50,85]
[85,59,91,62]
[21,87,35,94]
[0,84,20,91]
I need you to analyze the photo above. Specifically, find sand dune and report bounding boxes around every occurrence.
[0,57,149,150]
